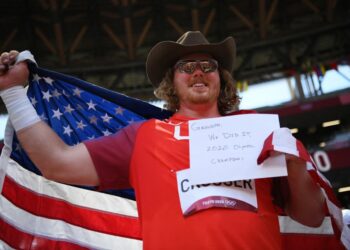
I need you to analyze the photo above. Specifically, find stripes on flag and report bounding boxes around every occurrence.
[0,159,142,249]
[258,128,350,249]
[279,215,334,235]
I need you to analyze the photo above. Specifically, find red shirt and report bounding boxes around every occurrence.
[85,112,282,250]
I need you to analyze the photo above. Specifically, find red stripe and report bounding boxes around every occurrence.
[281,233,345,250]
[296,140,312,163]
[0,217,88,250]
[295,138,342,207]
[257,131,274,164]
[2,175,142,240]
[308,170,342,207]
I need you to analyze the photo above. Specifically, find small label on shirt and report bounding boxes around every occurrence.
[176,169,258,216]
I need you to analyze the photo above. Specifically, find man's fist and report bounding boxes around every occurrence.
[0,50,29,90]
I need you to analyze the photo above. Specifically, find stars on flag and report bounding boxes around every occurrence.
[101,113,112,123]
[73,88,83,97]
[52,89,62,98]
[11,64,161,188]
[63,125,73,136]
[30,97,38,106]
[52,108,63,120]
[15,143,22,152]
[115,106,124,115]
[64,104,75,114]
[32,74,41,82]
[22,67,146,150]
[89,115,98,125]
[102,129,112,136]
[76,120,87,130]
[76,104,84,111]
[87,100,97,110]
[43,77,54,85]
[62,90,70,98]
[39,113,48,121]
[42,90,52,102]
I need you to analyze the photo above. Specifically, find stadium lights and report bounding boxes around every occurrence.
[322,120,340,127]
[290,128,298,134]
[338,186,350,193]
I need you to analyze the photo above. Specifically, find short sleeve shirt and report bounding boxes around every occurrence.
[84,111,282,250]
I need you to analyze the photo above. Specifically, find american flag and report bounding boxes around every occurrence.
[0,61,171,249]
[259,129,350,249]
[0,57,348,249]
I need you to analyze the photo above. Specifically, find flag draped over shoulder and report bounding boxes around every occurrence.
[0,59,171,249]
[0,53,348,249]
[258,129,350,250]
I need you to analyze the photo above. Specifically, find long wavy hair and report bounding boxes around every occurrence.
[154,68,240,115]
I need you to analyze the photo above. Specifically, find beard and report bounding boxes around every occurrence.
[187,91,216,103]
[176,84,220,105]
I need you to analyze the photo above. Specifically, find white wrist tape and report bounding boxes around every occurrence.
[0,86,41,131]
[16,50,37,65]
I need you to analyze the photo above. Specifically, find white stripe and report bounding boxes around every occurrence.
[323,188,343,230]
[307,162,332,187]
[273,145,299,156]
[316,169,332,186]
[0,195,142,250]
[0,120,14,193]
[6,159,138,217]
[306,167,332,187]
[0,240,15,250]
[272,128,299,156]
[322,189,350,249]
[306,162,314,171]
[279,216,334,235]
[341,226,350,250]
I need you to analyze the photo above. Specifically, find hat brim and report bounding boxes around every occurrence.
[146,36,236,87]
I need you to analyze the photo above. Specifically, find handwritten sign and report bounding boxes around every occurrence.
[188,114,287,185]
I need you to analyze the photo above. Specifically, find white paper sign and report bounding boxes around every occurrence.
[188,114,287,185]
[176,169,257,216]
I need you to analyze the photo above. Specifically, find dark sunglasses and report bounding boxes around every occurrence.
[174,59,218,74]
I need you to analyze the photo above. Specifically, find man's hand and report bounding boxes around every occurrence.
[258,128,326,227]
[0,50,29,90]
[0,50,100,187]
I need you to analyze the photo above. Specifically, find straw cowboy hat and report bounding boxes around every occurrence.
[146,31,236,87]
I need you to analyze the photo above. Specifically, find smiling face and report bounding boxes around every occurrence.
[173,53,221,112]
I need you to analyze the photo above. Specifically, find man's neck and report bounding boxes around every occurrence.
[176,104,221,119]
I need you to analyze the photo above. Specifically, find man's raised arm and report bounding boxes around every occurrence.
[0,51,99,186]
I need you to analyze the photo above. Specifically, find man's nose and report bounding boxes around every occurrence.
[192,64,204,76]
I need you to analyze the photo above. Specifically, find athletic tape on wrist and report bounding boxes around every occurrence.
[15,50,37,65]
[0,86,41,131]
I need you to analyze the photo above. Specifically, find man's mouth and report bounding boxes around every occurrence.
[191,82,208,88]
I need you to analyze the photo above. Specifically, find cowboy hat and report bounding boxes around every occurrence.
[146,31,236,87]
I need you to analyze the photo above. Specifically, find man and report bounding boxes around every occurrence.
[0,31,325,249]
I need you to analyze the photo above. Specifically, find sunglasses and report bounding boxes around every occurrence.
[174,59,218,74]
